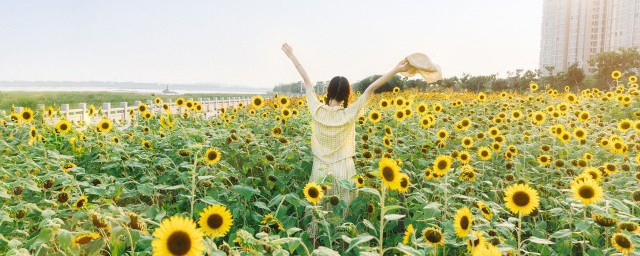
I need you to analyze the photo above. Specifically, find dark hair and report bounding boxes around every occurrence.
[326,76,351,108]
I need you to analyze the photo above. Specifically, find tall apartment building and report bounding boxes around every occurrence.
[539,0,640,74]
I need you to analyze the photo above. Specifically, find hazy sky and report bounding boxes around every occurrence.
[0,1,542,88]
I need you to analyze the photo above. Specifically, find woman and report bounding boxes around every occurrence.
[281,42,410,211]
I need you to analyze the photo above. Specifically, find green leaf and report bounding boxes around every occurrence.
[384,214,405,221]
[358,188,380,198]
[231,185,260,199]
[574,219,590,232]
[313,246,341,256]
[395,243,422,256]
[550,229,572,239]
[346,234,375,252]
[529,236,554,245]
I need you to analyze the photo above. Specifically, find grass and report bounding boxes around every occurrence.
[0,91,263,112]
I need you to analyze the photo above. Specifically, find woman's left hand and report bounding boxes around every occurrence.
[394,59,411,73]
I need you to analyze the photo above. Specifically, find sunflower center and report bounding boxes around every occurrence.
[437,160,447,170]
[512,191,530,206]
[481,151,488,157]
[400,178,408,188]
[31,130,36,137]
[207,214,223,229]
[481,207,490,214]
[460,216,470,230]
[166,231,192,255]
[23,112,31,119]
[101,123,109,129]
[308,187,319,198]
[76,199,85,208]
[382,167,395,182]
[61,124,68,130]
[578,186,594,199]
[372,113,379,119]
[425,230,442,243]
[208,151,217,160]
[614,235,631,248]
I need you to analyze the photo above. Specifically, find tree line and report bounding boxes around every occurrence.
[273,47,640,94]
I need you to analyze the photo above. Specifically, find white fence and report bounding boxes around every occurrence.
[5,96,260,127]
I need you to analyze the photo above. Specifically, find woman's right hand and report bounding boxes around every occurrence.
[282,43,294,57]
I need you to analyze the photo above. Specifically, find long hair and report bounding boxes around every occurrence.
[325,76,351,108]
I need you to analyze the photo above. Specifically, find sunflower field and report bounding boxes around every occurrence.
[0,73,639,256]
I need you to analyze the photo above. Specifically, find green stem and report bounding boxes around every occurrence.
[190,151,199,219]
[379,184,386,256]
[517,213,522,256]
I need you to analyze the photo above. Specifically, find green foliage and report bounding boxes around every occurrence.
[589,47,640,88]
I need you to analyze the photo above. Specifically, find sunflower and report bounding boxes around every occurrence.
[96,119,113,133]
[55,120,72,134]
[29,126,37,139]
[176,97,186,107]
[379,158,401,190]
[354,175,365,188]
[611,70,622,80]
[611,233,634,255]
[368,110,382,123]
[271,126,283,137]
[537,155,552,166]
[504,183,540,216]
[578,111,590,123]
[530,83,538,91]
[281,108,292,119]
[416,103,428,114]
[198,205,233,238]
[581,167,602,182]
[478,147,492,161]
[277,96,291,107]
[433,155,453,176]
[454,207,473,238]
[138,103,148,113]
[204,148,221,165]
[471,243,501,256]
[303,182,323,204]
[394,109,405,121]
[251,95,265,109]
[603,163,617,175]
[458,151,471,164]
[73,196,88,209]
[477,202,493,220]
[573,127,587,140]
[402,224,413,244]
[593,214,617,227]
[436,129,449,141]
[461,137,474,148]
[398,173,410,193]
[72,233,100,246]
[152,215,204,256]
[618,119,633,132]
[572,178,603,205]
[531,111,546,125]
[422,227,444,247]
[466,230,487,253]
[142,140,153,150]
[379,99,390,109]
[20,108,35,123]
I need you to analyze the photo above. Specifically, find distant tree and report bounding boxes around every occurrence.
[589,47,640,88]
[565,63,585,87]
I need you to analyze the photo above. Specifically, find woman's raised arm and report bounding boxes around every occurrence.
[282,43,314,92]
[361,59,411,100]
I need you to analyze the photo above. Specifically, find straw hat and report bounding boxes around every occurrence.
[400,53,442,83]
